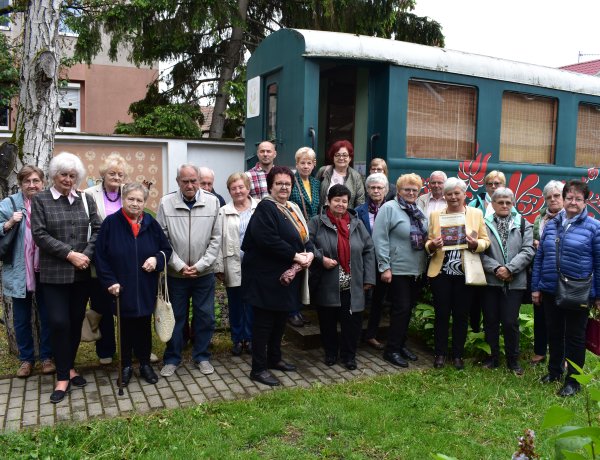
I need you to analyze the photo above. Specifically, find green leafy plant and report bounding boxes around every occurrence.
[541,361,600,459]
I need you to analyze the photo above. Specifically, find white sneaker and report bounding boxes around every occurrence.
[99,357,113,365]
[197,360,214,375]
[160,364,178,377]
[150,353,159,363]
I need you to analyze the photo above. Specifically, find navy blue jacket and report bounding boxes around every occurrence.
[532,209,600,299]
[94,210,172,318]
[355,202,373,235]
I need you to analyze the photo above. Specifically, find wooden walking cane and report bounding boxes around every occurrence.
[116,293,124,396]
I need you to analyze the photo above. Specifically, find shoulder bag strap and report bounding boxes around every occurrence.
[8,196,17,212]
[159,250,170,303]
[293,175,309,220]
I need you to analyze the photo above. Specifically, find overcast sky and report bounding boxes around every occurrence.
[412,0,600,68]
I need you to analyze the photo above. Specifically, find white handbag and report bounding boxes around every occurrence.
[463,250,487,286]
[154,251,175,342]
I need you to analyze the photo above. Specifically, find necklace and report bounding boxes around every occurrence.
[103,184,121,203]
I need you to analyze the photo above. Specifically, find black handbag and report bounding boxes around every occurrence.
[555,237,592,311]
[0,196,20,264]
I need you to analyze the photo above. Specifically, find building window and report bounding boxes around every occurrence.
[406,79,477,160]
[575,103,600,167]
[58,83,81,132]
[266,83,277,141]
[499,92,556,164]
[0,106,8,129]
[0,0,11,30]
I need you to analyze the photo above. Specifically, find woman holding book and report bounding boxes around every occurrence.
[425,177,490,370]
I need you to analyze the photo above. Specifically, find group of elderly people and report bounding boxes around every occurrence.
[1,139,599,401]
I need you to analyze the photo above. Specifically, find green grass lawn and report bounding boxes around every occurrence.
[1,361,595,459]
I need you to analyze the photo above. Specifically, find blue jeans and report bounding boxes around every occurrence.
[12,278,53,363]
[226,286,253,344]
[163,274,215,365]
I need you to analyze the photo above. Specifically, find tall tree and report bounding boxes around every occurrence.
[68,0,444,139]
[1,0,62,354]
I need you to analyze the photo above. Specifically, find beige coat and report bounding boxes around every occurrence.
[84,183,123,220]
[214,197,259,287]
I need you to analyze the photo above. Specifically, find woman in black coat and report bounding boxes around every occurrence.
[242,166,314,386]
[95,183,172,386]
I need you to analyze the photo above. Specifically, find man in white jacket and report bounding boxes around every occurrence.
[156,164,222,377]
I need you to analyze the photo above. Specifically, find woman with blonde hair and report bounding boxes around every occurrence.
[215,173,260,355]
[84,153,130,365]
[372,173,428,367]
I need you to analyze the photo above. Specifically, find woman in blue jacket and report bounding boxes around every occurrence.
[95,183,172,386]
[532,180,600,397]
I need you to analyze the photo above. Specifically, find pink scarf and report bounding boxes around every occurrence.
[24,198,39,291]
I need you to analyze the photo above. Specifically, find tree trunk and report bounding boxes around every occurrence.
[209,0,248,139]
[2,0,61,357]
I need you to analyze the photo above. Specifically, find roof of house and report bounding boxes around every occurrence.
[560,59,600,76]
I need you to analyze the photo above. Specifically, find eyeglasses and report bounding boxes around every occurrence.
[274,182,292,188]
[565,196,585,203]
[401,188,419,194]
[486,181,503,187]
[334,153,349,159]
[106,171,125,179]
[22,178,42,185]
[494,200,512,206]
[370,167,384,172]
[368,186,384,191]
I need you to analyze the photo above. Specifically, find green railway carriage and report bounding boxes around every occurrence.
[245,28,600,220]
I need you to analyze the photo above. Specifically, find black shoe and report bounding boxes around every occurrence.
[324,354,337,366]
[232,342,243,356]
[301,314,311,325]
[383,352,409,368]
[50,382,71,404]
[399,347,418,361]
[558,382,581,397]
[343,359,357,371]
[540,374,561,384]
[507,361,524,376]
[288,314,304,328]
[70,375,87,388]
[250,370,280,386]
[140,364,159,384]
[453,358,465,370]
[119,366,134,387]
[244,341,252,354]
[481,357,499,369]
[433,355,446,368]
[268,360,297,372]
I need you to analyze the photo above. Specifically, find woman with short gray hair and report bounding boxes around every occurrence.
[32,152,102,403]
[480,187,535,375]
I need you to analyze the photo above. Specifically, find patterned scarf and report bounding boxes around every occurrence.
[396,196,427,250]
[326,207,351,274]
[493,214,512,253]
[368,197,383,219]
[263,196,309,243]
[539,208,560,237]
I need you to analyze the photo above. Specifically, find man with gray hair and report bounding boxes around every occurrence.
[156,164,222,377]
[198,166,226,207]
[416,170,447,218]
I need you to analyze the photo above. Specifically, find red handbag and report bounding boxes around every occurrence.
[586,318,600,356]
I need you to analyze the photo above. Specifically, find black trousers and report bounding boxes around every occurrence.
[430,273,473,358]
[469,286,484,332]
[543,293,588,383]
[251,306,288,374]
[90,278,116,360]
[318,290,363,361]
[43,281,90,381]
[533,302,548,356]
[482,287,523,362]
[385,275,421,354]
[364,271,389,340]
[120,315,152,367]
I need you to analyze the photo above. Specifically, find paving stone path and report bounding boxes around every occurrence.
[0,341,431,432]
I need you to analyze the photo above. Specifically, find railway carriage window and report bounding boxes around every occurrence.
[500,92,556,164]
[406,80,477,160]
[267,83,278,141]
[575,103,600,167]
